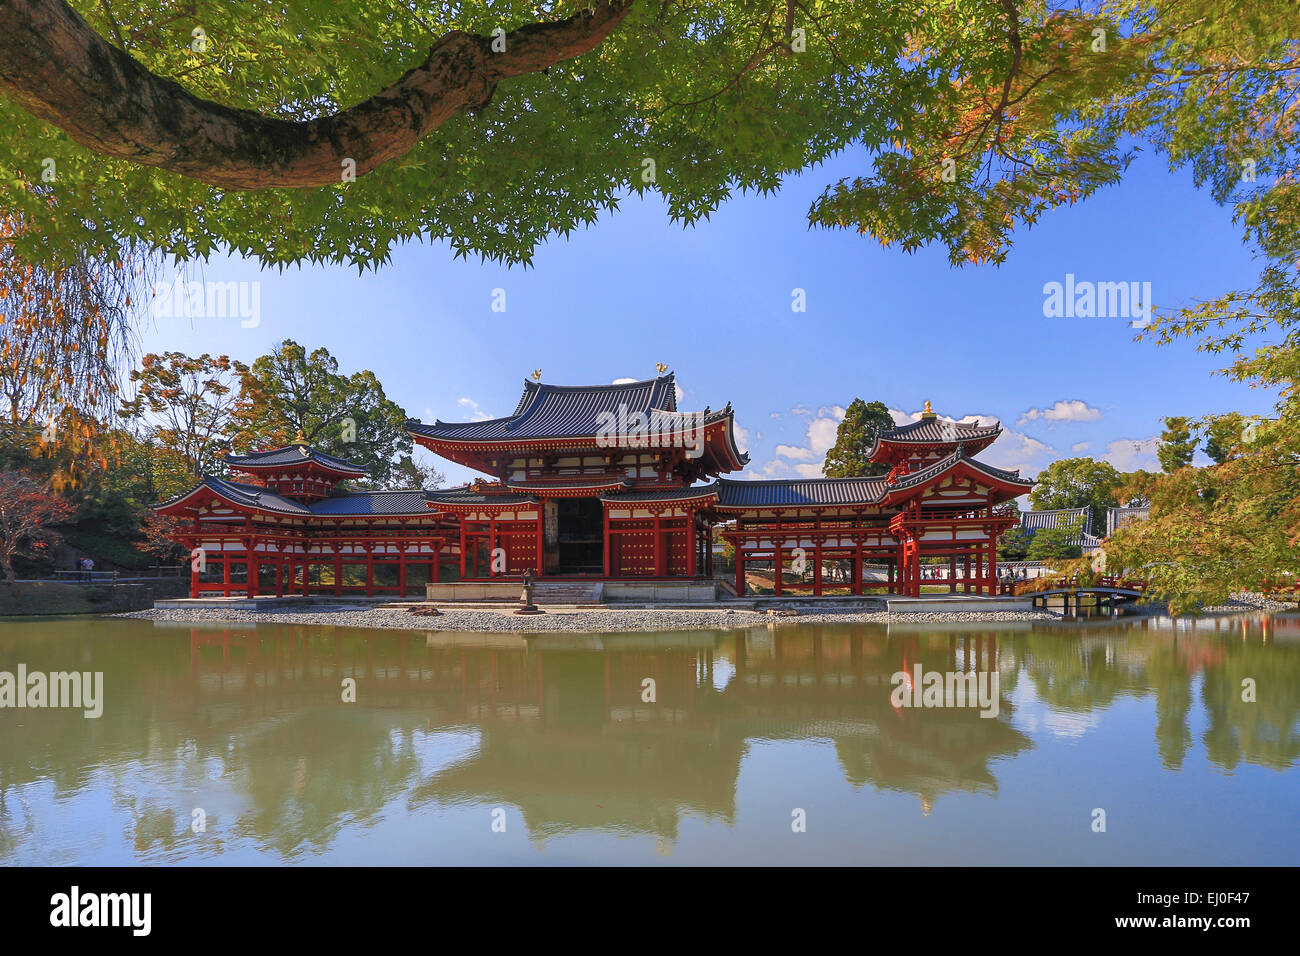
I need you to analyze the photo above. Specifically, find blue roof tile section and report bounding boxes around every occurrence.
[425,486,537,507]
[226,444,368,475]
[193,477,311,514]
[600,485,719,503]
[308,490,434,515]
[877,419,1000,443]
[716,477,888,507]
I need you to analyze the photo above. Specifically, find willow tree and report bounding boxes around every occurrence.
[0,212,157,488]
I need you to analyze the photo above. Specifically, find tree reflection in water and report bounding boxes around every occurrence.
[0,613,1296,861]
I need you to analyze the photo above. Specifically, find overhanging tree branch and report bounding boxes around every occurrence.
[0,0,635,189]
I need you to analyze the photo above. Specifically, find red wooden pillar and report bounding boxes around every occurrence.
[852,543,862,596]
[365,548,374,597]
[536,511,545,576]
[987,540,997,595]
[334,551,343,596]
[222,552,231,596]
[774,544,783,596]
[459,523,467,579]
[686,510,698,578]
[190,562,199,598]
[488,517,497,578]
[653,515,664,578]
[398,546,407,597]
[603,507,611,578]
[735,545,745,597]
[813,541,823,596]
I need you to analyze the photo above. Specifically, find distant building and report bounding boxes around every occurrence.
[1106,505,1150,538]
[1019,507,1103,553]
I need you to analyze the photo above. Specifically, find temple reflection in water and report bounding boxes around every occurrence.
[1,614,1297,861]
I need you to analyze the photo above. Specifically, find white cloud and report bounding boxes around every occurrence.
[982,428,1054,475]
[1102,437,1159,472]
[457,397,493,422]
[1072,441,1091,453]
[751,458,826,480]
[774,444,816,461]
[769,411,781,420]
[611,377,637,385]
[1017,400,1102,426]
[755,404,848,477]
[807,413,842,456]
[732,421,751,453]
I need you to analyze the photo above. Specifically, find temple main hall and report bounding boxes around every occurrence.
[155,373,1032,599]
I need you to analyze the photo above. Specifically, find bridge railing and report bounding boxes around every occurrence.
[1005,573,1147,596]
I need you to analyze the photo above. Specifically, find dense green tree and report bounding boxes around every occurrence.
[1025,514,1085,561]
[1028,457,1123,539]
[997,526,1032,562]
[1106,449,1300,614]
[0,0,1291,290]
[1201,412,1249,466]
[231,340,414,487]
[1157,416,1196,473]
[822,399,894,477]
[120,352,248,478]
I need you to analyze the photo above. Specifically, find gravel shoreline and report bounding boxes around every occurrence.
[113,588,1298,633]
[117,603,1060,633]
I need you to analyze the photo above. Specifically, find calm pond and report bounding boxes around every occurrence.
[1,614,1297,865]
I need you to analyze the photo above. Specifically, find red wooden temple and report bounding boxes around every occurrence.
[155,377,1031,598]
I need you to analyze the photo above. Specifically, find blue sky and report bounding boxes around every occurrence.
[138,146,1270,489]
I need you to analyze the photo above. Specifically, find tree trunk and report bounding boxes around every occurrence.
[0,0,634,189]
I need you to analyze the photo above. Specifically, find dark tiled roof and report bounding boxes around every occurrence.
[715,453,1031,510]
[1020,507,1091,534]
[407,375,708,441]
[507,478,629,491]
[157,478,436,517]
[425,486,538,507]
[226,444,368,475]
[308,490,434,516]
[1106,506,1150,537]
[600,485,719,503]
[173,477,312,514]
[1019,508,1100,548]
[891,452,1030,491]
[877,418,1001,444]
[716,476,888,508]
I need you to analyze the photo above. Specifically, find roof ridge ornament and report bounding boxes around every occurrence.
[921,400,937,421]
